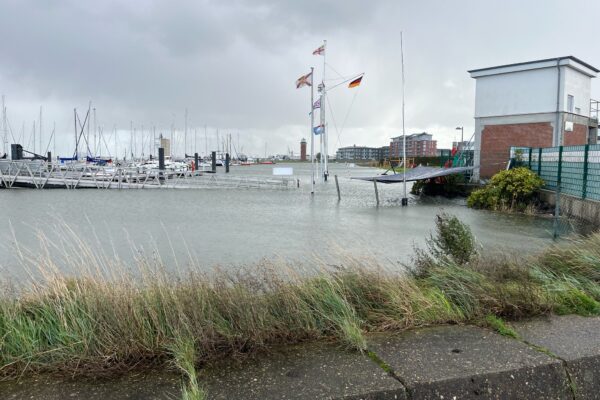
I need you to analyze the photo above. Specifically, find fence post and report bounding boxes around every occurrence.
[528,147,533,170]
[537,148,542,176]
[553,145,563,240]
[582,144,589,200]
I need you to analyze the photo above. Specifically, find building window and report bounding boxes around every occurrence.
[567,95,574,113]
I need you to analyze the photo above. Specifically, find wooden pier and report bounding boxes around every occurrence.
[0,160,296,190]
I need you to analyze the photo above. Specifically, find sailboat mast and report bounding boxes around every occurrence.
[32,121,36,155]
[1,96,7,156]
[87,102,91,157]
[130,121,134,161]
[114,125,118,162]
[1,95,6,156]
[39,106,43,156]
[184,108,188,157]
[74,108,78,158]
[401,32,408,206]
[52,121,56,160]
[93,107,97,157]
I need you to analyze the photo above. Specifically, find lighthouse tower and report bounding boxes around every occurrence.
[300,138,307,161]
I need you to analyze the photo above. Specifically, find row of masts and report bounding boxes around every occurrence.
[0,97,246,162]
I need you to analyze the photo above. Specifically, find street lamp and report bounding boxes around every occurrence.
[455,126,464,149]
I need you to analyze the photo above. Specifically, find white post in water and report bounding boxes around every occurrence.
[310,66,315,194]
[401,32,408,206]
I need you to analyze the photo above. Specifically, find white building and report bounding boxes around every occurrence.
[469,56,598,179]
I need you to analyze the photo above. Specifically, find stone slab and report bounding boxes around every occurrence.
[0,371,181,399]
[201,341,407,400]
[368,325,571,399]
[513,315,600,399]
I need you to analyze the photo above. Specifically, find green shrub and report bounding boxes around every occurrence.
[413,213,477,276]
[467,167,544,211]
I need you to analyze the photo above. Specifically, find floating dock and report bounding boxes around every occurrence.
[0,160,296,190]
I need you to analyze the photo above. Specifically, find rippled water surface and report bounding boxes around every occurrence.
[0,162,578,280]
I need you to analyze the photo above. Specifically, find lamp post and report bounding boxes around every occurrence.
[455,126,464,149]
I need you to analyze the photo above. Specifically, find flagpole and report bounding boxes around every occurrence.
[310,66,315,195]
[401,31,408,207]
[322,39,328,181]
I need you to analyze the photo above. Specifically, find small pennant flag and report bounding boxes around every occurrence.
[348,75,363,88]
[313,98,321,110]
[296,72,313,89]
[313,125,324,135]
[312,44,325,56]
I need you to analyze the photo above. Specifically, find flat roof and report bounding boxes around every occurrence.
[469,56,599,76]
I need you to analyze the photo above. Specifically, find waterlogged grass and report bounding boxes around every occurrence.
[2,216,600,398]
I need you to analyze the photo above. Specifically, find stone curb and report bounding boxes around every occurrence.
[2,317,599,399]
[368,325,571,400]
[512,315,600,400]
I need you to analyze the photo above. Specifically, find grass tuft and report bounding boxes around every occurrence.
[485,314,519,339]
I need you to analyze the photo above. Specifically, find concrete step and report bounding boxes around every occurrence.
[200,341,407,400]
[512,315,600,399]
[368,325,571,400]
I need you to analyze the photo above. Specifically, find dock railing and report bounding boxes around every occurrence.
[0,160,297,191]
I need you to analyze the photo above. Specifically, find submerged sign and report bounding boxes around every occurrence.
[273,167,293,176]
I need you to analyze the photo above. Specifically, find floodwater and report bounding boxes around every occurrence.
[0,162,578,282]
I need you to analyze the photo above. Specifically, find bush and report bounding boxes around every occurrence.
[413,213,478,276]
[467,167,544,211]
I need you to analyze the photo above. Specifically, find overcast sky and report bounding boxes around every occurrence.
[2,0,600,158]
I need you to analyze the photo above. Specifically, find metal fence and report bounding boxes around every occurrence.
[510,145,600,201]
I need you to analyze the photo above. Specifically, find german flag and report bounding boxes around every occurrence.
[348,75,363,88]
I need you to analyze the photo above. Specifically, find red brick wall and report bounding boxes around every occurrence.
[564,123,588,146]
[480,122,553,178]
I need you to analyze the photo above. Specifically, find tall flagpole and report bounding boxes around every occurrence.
[322,39,328,181]
[401,32,408,206]
[310,67,315,194]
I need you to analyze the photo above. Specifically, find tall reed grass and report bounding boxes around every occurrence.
[1,215,600,398]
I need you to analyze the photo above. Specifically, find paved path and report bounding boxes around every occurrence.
[1,315,598,399]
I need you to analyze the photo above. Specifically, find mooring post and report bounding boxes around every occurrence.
[373,178,379,206]
[225,153,230,173]
[211,151,216,173]
[11,144,22,160]
[158,147,165,170]
[194,152,199,172]
[47,151,52,171]
[335,174,341,201]
[297,179,300,188]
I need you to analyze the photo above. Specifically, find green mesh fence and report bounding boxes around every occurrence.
[512,144,600,201]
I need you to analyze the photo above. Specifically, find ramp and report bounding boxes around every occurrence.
[352,165,473,184]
